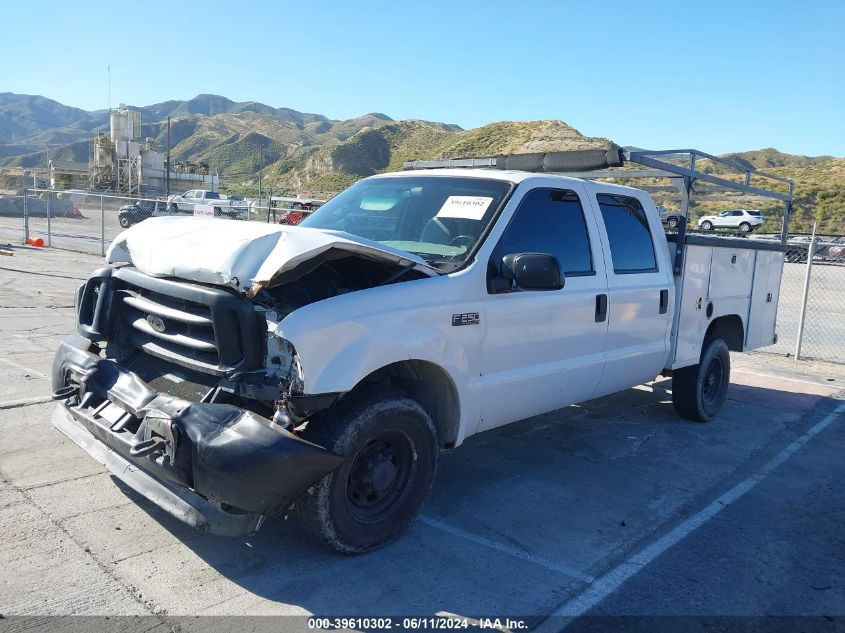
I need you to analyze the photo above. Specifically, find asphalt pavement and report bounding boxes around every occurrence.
[1,245,844,632]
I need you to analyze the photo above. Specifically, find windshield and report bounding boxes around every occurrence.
[300,176,512,267]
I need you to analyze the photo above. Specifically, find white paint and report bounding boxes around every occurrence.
[107,216,437,291]
[548,402,845,619]
[436,196,493,220]
[418,515,595,583]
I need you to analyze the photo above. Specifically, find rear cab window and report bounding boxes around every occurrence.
[595,193,658,274]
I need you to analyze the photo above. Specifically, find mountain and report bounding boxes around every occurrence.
[0,92,334,152]
[1,93,842,233]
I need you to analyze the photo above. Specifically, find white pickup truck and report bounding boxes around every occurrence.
[52,149,791,554]
[167,189,248,220]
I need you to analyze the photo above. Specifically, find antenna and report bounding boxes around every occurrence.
[108,65,111,111]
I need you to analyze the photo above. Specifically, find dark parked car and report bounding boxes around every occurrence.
[118,200,168,228]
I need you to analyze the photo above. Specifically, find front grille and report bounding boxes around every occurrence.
[120,287,219,368]
[77,267,264,376]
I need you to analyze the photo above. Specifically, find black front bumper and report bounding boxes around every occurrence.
[52,335,344,536]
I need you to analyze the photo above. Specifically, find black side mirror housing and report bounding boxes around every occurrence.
[501,253,564,291]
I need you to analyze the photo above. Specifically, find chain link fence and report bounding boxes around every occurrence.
[0,187,310,256]
[3,183,844,364]
[765,233,845,363]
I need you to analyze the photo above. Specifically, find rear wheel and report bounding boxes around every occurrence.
[739,222,752,233]
[295,389,438,554]
[672,337,731,422]
[701,220,713,231]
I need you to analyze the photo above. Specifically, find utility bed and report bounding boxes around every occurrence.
[668,233,784,367]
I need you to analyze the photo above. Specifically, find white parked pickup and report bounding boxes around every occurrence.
[53,150,790,554]
[167,189,248,220]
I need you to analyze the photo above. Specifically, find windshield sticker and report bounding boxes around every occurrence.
[436,196,493,220]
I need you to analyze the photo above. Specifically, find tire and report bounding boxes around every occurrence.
[672,337,731,422]
[295,389,438,554]
[739,222,751,233]
[170,203,179,214]
[701,220,713,231]
[119,215,131,228]
[667,217,678,229]
[786,250,804,263]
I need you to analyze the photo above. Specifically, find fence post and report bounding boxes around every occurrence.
[100,194,105,257]
[795,222,817,360]
[46,191,52,247]
[22,172,29,244]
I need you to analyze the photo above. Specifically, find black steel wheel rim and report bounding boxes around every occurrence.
[702,356,724,405]
[345,428,417,523]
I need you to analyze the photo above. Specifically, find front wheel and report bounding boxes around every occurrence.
[119,215,131,228]
[671,337,731,422]
[295,389,438,554]
[700,220,713,231]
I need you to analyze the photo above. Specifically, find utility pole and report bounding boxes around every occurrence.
[257,147,263,217]
[165,117,171,198]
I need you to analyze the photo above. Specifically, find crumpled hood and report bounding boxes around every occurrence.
[106,216,438,292]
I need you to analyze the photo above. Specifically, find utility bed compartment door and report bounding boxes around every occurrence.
[745,251,784,349]
[674,245,712,366]
[708,248,754,300]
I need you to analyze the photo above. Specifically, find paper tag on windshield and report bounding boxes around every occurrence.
[436,196,493,220]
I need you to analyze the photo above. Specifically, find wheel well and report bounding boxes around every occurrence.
[355,360,461,449]
[706,315,744,351]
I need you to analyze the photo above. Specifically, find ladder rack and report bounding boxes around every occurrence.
[405,147,794,278]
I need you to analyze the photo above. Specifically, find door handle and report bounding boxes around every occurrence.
[659,289,669,314]
[595,294,608,323]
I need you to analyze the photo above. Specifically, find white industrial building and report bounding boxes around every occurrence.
[85,104,218,195]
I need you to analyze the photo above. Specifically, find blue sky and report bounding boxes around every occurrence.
[2,0,843,156]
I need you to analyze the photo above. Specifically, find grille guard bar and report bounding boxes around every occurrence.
[51,335,344,535]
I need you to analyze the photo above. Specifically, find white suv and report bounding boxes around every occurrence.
[697,209,764,233]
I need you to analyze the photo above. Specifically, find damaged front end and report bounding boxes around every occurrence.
[52,265,345,536]
[53,221,436,536]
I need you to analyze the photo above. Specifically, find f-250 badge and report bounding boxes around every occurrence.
[452,313,480,326]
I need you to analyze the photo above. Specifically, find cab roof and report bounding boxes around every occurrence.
[369,168,650,197]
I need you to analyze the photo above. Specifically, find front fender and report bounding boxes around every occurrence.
[279,318,466,396]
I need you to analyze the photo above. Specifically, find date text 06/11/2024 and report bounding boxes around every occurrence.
[307,617,528,630]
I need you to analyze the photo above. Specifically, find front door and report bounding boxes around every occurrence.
[478,185,609,432]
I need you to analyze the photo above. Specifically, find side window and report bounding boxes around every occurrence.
[499,188,594,277]
[596,193,658,274]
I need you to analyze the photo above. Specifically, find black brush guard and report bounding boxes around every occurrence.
[51,335,344,536]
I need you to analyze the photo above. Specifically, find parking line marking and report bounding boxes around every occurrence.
[733,369,844,391]
[418,515,595,583]
[546,401,845,621]
[0,357,49,380]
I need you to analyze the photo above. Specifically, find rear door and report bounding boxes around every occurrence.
[478,185,609,431]
[590,190,673,397]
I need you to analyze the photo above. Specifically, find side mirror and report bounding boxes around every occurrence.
[501,253,564,291]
